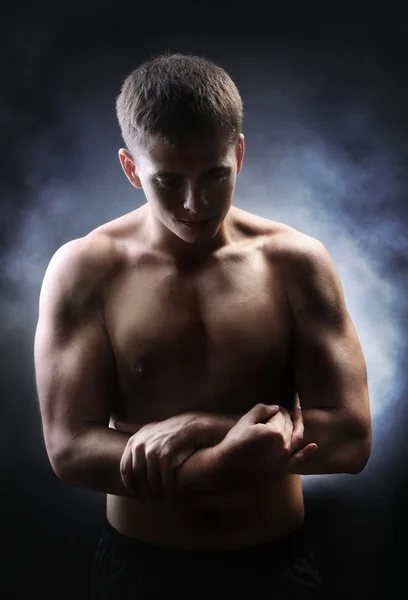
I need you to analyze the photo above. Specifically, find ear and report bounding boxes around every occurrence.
[236,134,245,175]
[118,149,143,189]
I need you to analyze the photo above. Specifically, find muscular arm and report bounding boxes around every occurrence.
[54,415,240,496]
[55,426,137,496]
[280,236,371,475]
[34,237,136,496]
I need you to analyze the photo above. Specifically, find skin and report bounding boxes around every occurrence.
[117,133,246,263]
[115,133,316,499]
[35,128,370,551]
[115,398,317,499]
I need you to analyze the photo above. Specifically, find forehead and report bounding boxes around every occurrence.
[140,136,234,173]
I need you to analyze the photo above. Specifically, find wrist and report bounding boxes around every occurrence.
[193,413,241,447]
[176,444,225,492]
[203,439,244,488]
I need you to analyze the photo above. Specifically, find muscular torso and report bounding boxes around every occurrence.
[95,204,305,549]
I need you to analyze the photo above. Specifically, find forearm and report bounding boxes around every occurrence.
[50,412,241,497]
[285,407,371,475]
[175,444,248,492]
[51,425,134,496]
[176,407,372,491]
[195,412,242,445]
[173,412,241,489]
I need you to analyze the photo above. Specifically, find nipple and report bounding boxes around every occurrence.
[134,359,147,377]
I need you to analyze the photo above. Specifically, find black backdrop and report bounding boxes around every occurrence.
[1,2,407,598]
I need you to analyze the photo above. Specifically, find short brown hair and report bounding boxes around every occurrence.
[115,52,243,157]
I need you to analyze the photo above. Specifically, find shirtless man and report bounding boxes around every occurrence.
[34,53,371,599]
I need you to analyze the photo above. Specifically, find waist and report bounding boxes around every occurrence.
[107,473,304,550]
[100,515,310,575]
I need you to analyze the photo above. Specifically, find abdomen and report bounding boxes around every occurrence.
[106,473,305,549]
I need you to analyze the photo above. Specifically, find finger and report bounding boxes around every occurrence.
[132,443,150,500]
[160,453,176,497]
[288,443,318,467]
[113,420,142,435]
[145,450,164,499]
[241,403,280,426]
[120,444,138,496]
[279,406,293,453]
[291,403,304,449]
[293,392,301,412]
[162,446,196,497]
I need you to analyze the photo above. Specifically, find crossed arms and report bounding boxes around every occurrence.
[34,233,372,499]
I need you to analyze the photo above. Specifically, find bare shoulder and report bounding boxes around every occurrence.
[261,219,331,272]
[232,207,331,271]
[260,221,344,313]
[42,231,120,315]
[48,231,118,279]
[233,207,315,246]
[231,206,289,239]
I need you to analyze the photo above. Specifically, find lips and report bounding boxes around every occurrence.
[179,217,212,230]
[180,218,209,223]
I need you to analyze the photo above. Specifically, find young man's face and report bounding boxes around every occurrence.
[119,133,245,245]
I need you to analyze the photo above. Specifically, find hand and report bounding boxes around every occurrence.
[265,394,318,474]
[114,413,217,501]
[217,396,318,478]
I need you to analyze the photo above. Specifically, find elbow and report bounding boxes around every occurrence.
[345,414,372,474]
[49,446,75,482]
[349,437,372,474]
[45,431,76,483]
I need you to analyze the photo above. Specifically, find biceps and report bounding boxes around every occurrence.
[294,317,368,413]
[35,317,118,457]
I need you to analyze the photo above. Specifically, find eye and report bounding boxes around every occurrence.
[205,171,228,181]
[156,177,180,189]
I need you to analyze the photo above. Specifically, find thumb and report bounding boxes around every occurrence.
[288,443,318,466]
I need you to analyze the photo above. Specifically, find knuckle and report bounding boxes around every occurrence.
[277,433,288,451]
[282,441,291,455]
[129,440,140,454]
[253,424,271,440]
[145,447,156,461]
[188,419,202,436]
[159,446,172,462]
[253,403,270,417]
[134,442,145,456]
[264,426,278,440]
[120,463,130,477]
[264,429,279,446]
[276,430,285,443]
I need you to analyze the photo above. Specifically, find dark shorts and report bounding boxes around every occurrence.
[89,518,325,599]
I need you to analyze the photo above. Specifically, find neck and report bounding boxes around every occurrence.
[142,204,235,267]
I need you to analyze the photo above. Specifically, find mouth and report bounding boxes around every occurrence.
[178,217,213,230]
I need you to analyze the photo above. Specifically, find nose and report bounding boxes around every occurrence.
[182,182,209,215]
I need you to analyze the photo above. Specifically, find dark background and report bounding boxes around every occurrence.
[1,2,407,598]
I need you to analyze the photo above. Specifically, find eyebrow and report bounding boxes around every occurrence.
[154,165,231,178]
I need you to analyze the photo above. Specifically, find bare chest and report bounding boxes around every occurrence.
[104,247,295,422]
